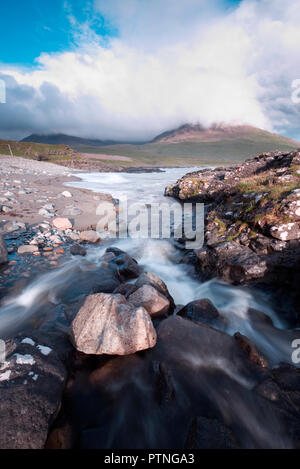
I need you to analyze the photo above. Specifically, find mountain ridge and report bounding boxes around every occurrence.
[21,124,300,148]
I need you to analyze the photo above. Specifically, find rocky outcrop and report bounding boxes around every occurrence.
[51,314,300,449]
[0,331,70,449]
[71,293,157,356]
[165,150,300,324]
[0,235,8,265]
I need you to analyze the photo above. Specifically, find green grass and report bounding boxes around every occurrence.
[0,133,298,169]
[73,138,298,168]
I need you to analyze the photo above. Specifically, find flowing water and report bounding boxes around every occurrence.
[0,167,299,449]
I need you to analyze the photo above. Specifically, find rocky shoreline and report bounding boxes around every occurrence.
[0,153,299,449]
[165,149,300,326]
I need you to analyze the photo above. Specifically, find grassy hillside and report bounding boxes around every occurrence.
[1,130,299,169]
[0,139,79,162]
[73,136,299,167]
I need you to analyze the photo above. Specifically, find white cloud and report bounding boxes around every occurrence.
[0,0,300,141]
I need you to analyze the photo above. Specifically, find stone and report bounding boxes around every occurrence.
[53,218,73,231]
[270,223,300,241]
[39,208,54,218]
[0,235,8,265]
[134,272,175,313]
[109,252,140,279]
[79,230,100,244]
[0,331,70,449]
[234,332,268,369]
[185,416,239,449]
[17,245,39,255]
[128,284,170,318]
[71,293,157,356]
[63,207,82,217]
[178,298,220,325]
[62,191,72,198]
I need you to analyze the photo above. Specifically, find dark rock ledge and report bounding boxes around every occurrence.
[165,149,300,325]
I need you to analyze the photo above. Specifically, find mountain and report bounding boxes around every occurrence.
[21,134,146,147]
[152,123,300,146]
[21,134,121,147]
[14,124,300,169]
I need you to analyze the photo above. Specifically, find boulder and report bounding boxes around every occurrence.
[0,235,8,265]
[134,272,175,313]
[234,332,268,369]
[71,293,157,355]
[128,284,170,318]
[109,252,140,280]
[177,298,221,325]
[79,230,100,244]
[53,218,72,231]
[0,331,70,449]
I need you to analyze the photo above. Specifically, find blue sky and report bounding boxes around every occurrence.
[0,0,117,65]
[0,0,241,65]
[0,0,299,141]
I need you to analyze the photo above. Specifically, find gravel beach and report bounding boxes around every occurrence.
[0,155,113,233]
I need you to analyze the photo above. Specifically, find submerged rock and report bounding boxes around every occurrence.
[17,244,39,255]
[0,235,8,265]
[71,293,157,356]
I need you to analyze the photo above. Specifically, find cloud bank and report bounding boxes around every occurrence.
[0,0,300,141]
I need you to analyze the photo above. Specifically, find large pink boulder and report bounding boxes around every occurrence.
[71,293,157,356]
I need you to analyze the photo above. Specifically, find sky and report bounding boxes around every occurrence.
[0,0,299,141]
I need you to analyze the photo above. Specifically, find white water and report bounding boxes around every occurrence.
[0,167,299,367]
[0,166,299,448]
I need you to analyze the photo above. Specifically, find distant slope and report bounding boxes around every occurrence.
[21,133,120,147]
[21,133,146,147]
[0,138,79,162]
[152,123,299,146]
[12,124,300,168]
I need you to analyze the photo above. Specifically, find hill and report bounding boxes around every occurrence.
[21,134,145,147]
[152,123,299,146]
[10,124,300,168]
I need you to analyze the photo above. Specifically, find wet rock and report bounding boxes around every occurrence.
[177,298,221,326]
[71,293,157,356]
[70,244,87,257]
[0,235,8,265]
[109,252,140,280]
[53,218,72,231]
[113,283,137,298]
[128,284,170,318]
[0,331,70,449]
[17,244,39,255]
[234,332,269,369]
[185,416,239,449]
[134,272,175,313]
[79,230,100,244]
